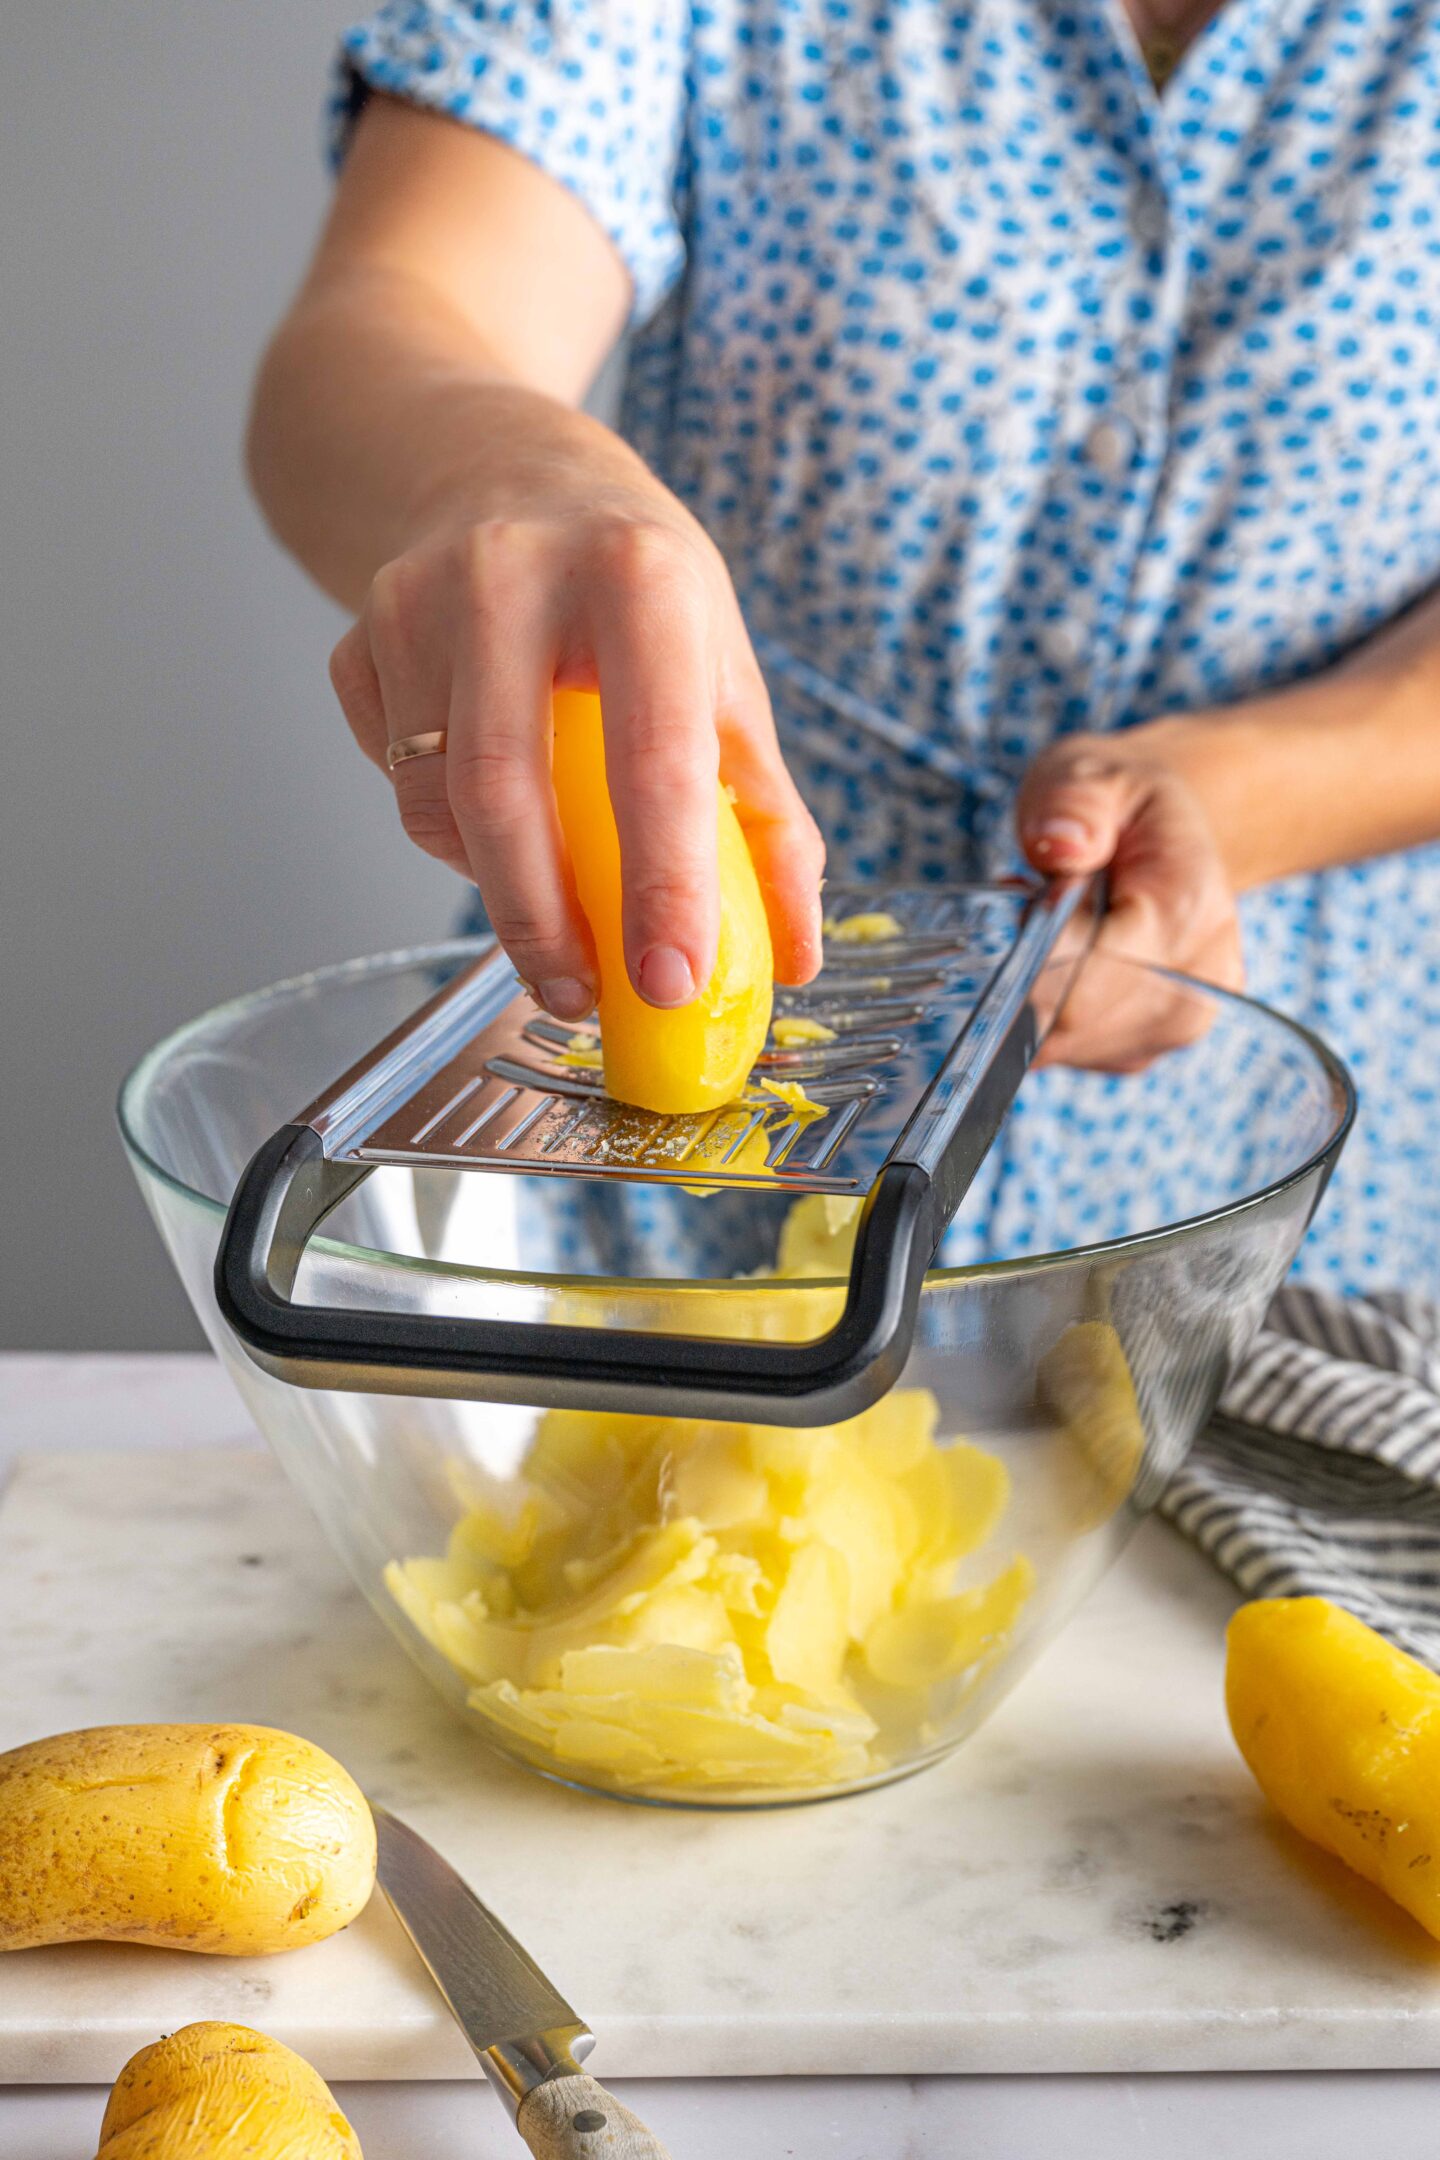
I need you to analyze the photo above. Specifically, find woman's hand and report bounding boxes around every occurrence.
[1017,596,1440,1070]
[248,97,823,1025]
[1015,723,1244,1072]
[328,487,824,1022]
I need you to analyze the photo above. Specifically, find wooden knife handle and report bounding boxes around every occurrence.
[516,2072,671,2160]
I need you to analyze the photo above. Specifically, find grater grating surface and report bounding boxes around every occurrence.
[217,874,1095,1419]
[303,883,1050,1197]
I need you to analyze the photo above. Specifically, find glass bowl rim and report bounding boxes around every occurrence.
[117,936,1356,1297]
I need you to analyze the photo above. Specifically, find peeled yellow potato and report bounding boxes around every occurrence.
[1227,1598,1440,1940]
[96,2022,361,2159]
[0,1724,375,1955]
[550,685,773,1113]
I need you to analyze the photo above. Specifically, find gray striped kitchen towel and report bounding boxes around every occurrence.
[1162,1283,1440,1665]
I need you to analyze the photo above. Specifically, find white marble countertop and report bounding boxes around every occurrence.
[4,1353,1440,2158]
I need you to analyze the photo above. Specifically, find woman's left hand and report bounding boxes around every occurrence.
[1015,722,1244,1072]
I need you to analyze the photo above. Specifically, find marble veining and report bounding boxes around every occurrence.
[1,1355,1438,2083]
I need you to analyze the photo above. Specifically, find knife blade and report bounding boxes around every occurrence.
[373,1804,671,2158]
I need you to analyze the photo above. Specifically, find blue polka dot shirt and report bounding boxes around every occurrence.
[332,0,1440,1296]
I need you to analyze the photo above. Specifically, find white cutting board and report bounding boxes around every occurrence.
[2,1417,1439,2083]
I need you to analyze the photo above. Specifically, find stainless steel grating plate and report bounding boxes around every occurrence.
[303,883,1049,1196]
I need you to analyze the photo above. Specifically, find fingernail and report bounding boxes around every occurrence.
[1027,816,1092,859]
[637,946,697,1008]
[538,977,595,1022]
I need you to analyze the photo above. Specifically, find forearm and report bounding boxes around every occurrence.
[1144,583,1440,890]
[246,265,651,611]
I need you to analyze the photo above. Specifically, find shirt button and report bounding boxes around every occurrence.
[1082,413,1137,477]
[1040,617,1087,669]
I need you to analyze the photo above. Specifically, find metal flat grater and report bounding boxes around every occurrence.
[217,878,1097,1425]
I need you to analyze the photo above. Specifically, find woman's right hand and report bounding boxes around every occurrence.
[248,96,824,1023]
[328,489,826,1021]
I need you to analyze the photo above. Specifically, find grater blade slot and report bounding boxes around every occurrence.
[409,1075,482,1146]
[773,998,929,1032]
[755,1037,902,1078]
[485,1055,606,1101]
[814,955,983,988]
[491,1098,555,1152]
[822,932,973,962]
[790,1094,868,1171]
[533,1096,594,1157]
[523,1015,600,1049]
[780,972,949,1003]
[452,1085,520,1151]
[763,1119,811,1168]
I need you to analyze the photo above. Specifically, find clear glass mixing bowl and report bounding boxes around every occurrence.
[119,940,1352,1808]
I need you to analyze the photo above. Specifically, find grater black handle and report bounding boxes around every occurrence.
[214,1125,940,1426]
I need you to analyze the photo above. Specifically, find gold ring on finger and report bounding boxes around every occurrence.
[385,730,449,773]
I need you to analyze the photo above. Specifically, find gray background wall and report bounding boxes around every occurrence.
[1,8,465,1347]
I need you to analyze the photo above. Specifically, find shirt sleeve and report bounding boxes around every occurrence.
[330,2,690,324]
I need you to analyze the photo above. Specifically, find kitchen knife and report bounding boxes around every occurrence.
[373,1804,671,2158]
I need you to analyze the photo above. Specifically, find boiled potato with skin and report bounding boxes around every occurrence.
[96,2022,361,2158]
[0,1724,375,1955]
[1228,1597,1440,1941]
